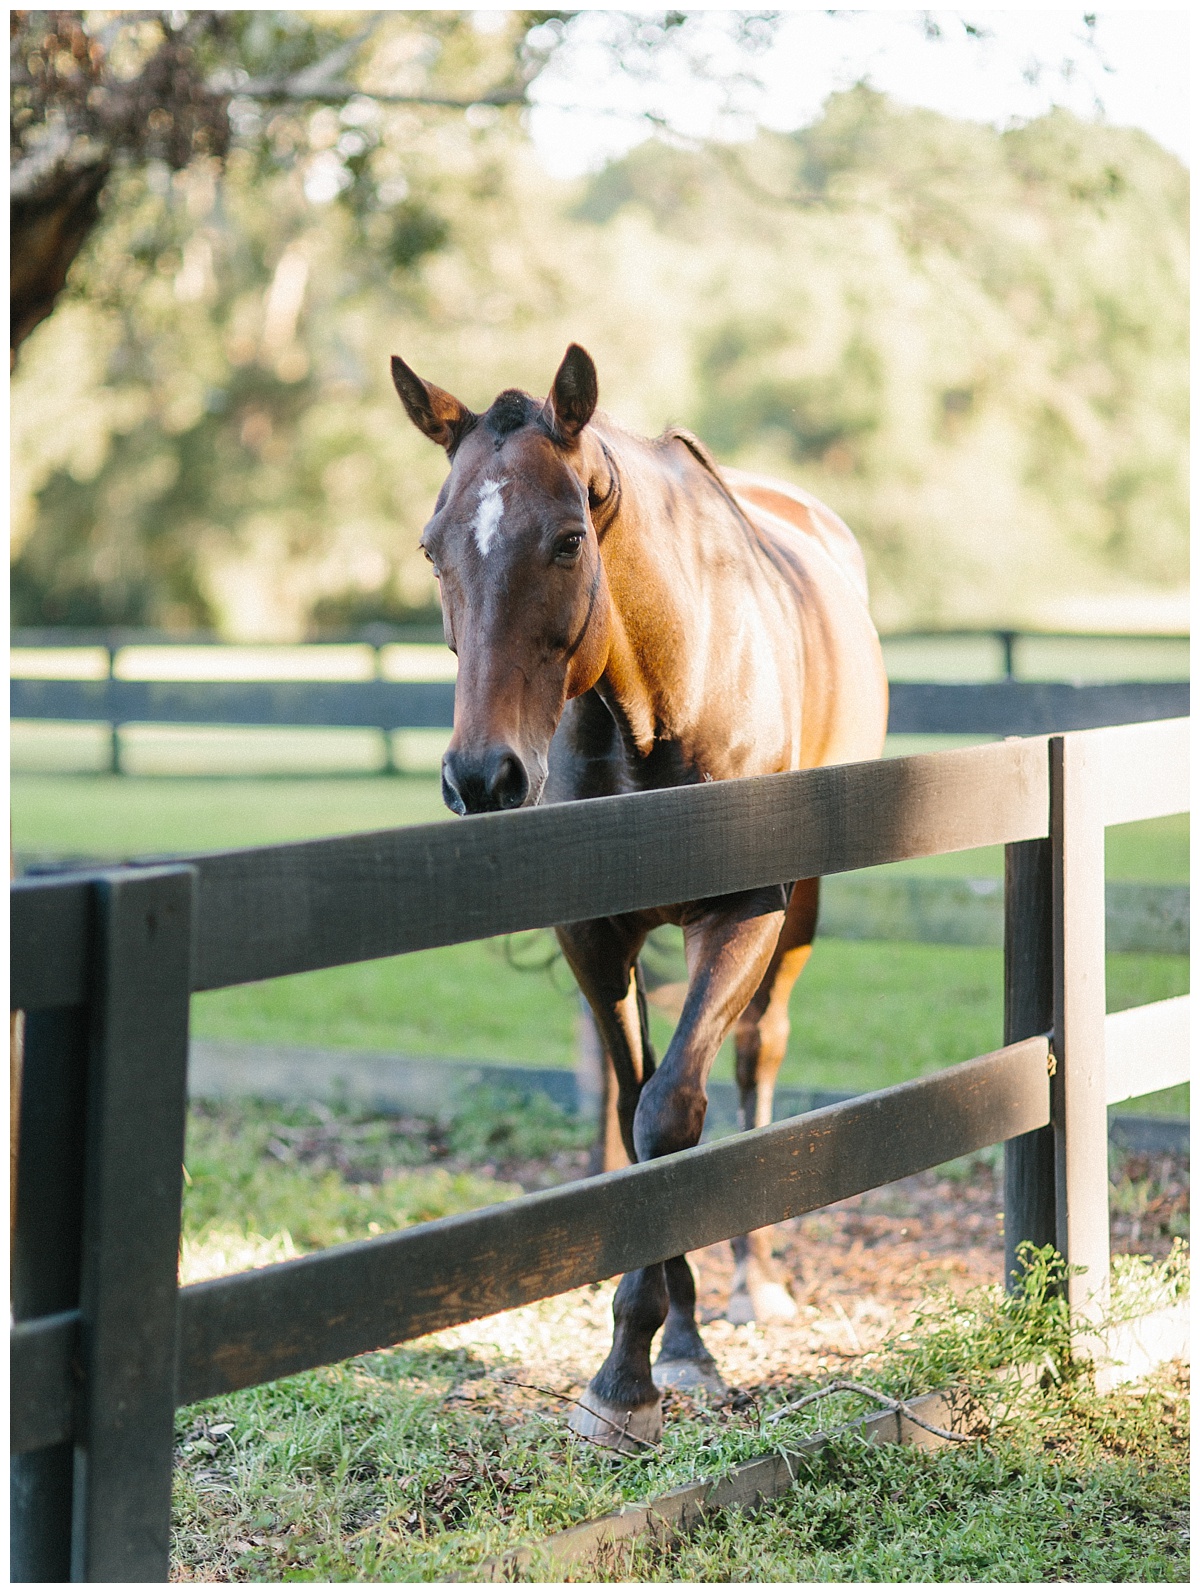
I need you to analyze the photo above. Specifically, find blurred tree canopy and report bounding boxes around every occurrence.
[10,13,1188,637]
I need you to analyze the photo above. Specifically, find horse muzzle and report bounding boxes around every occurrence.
[441,744,532,815]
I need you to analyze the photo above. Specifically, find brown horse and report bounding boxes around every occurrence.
[392,344,888,1450]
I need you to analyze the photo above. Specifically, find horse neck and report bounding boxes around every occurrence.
[585,424,727,756]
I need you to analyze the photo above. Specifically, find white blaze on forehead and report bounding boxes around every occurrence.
[472,475,508,558]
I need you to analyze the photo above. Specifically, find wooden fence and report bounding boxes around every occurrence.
[10,718,1190,1580]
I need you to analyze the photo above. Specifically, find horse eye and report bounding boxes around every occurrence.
[554,532,584,565]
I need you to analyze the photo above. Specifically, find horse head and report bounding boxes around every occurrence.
[392,344,613,814]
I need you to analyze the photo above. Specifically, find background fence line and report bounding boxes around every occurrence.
[10,628,1190,774]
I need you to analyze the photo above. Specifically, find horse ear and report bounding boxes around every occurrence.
[391,355,474,452]
[542,343,598,443]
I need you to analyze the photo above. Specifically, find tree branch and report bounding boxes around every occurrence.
[224,15,527,110]
[229,79,529,109]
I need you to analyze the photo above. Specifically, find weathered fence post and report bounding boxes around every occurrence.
[12,868,195,1581]
[1050,733,1111,1321]
[70,865,194,1580]
[11,1008,91,1580]
[1002,834,1056,1287]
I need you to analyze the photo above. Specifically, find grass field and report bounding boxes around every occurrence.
[11,766,1188,1115]
[169,1093,1189,1582]
[168,1131,1190,1588]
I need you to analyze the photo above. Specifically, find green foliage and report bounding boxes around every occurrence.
[12,79,1187,636]
[179,1089,590,1288]
[633,1247,1190,1583]
[10,11,560,636]
[622,1391,1189,1582]
[1108,1238,1190,1322]
[872,1244,1077,1405]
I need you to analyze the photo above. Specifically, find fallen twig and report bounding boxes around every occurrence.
[766,1379,976,1443]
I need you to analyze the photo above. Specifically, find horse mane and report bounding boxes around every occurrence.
[661,425,727,485]
[660,425,768,548]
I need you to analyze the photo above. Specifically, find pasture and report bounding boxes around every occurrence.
[168,1084,1189,1582]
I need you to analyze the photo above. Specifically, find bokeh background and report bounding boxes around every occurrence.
[11,9,1189,640]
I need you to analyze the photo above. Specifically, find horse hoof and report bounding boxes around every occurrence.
[653,1357,729,1400]
[726,1281,798,1324]
[725,1288,756,1325]
[751,1280,799,1322]
[567,1389,662,1454]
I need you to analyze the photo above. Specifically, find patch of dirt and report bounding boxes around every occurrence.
[427,1147,1188,1413]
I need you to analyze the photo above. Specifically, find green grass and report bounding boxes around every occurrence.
[169,1216,1190,1582]
[167,1097,1190,1579]
[10,772,450,859]
[618,1387,1190,1582]
[189,937,1188,1106]
[183,1105,517,1269]
[191,937,582,1069]
[618,1245,1190,1584]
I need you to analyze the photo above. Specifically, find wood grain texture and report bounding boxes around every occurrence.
[1003,837,1057,1290]
[13,868,1186,1016]
[10,1004,90,1581]
[887,682,1188,736]
[9,875,91,1012]
[186,738,1050,990]
[1105,996,1190,1105]
[175,1038,1049,1406]
[12,738,1050,1005]
[72,868,194,1582]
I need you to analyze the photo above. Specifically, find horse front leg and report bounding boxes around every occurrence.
[729,877,819,1324]
[556,916,654,1166]
[570,887,787,1450]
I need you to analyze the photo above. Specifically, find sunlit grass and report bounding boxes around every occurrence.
[169,1222,1189,1582]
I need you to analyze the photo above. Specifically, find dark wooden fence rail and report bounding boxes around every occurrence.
[9,622,1190,772]
[10,719,1190,1581]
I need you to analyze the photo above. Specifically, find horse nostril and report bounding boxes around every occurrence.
[443,747,528,813]
[487,750,529,810]
[441,757,468,816]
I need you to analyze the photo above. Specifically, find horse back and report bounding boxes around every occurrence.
[718,465,887,767]
[721,466,870,606]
